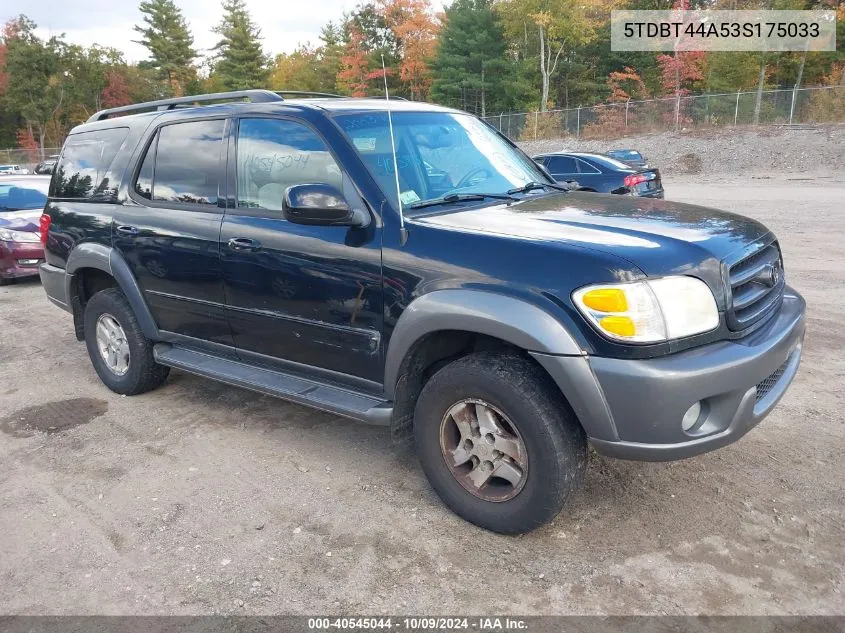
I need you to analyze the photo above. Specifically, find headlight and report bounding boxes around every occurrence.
[0,228,40,243]
[572,276,719,343]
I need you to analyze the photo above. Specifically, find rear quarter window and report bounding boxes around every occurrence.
[51,127,129,200]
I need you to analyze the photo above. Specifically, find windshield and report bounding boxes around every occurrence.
[334,111,550,211]
[0,181,49,211]
[609,150,643,160]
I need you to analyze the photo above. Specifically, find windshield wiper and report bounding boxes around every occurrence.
[507,181,571,195]
[408,192,517,210]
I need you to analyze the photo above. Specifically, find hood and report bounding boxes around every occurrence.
[410,191,772,308]
[411,191,769,269]
[0,209,41,234]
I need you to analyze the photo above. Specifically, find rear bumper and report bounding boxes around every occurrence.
[39,262,72,312]
[637,188,664,199]
[0,241,44,280]
[532,287,805,461]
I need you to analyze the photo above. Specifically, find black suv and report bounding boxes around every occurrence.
[39,90,805,534]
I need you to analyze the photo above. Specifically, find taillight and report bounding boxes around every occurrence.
[624,174,647,188]
[39,213,51,245]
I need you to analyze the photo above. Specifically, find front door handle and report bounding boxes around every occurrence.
[228,237,261,252]
[115,225,139,236]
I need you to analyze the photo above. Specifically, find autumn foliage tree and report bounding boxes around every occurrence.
[381,0,440,100]
[337,26,374,96]
[101,70,132,108]
[583,67,650,138]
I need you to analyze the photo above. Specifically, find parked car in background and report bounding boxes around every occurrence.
[0,164,30,176]
[0,175,49,285]
[34,155,60,175]
[606,149,649,168]
[533,152,664,198]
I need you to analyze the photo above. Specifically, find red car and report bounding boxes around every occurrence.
[0,175,50,285]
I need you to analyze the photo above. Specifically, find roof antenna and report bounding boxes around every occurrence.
[382,54,408,245]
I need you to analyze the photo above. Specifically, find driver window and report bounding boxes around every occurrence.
[236,118,343,211]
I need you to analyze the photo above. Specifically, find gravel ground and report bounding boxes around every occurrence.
[519,124,845,176]
[0,172,843,615]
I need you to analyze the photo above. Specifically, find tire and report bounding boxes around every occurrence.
[414,351,587,534]
[0,277,12,286]
[83,287,169,395]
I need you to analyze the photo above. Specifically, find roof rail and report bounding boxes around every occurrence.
[86,89,284,123]
[275,91,343,99]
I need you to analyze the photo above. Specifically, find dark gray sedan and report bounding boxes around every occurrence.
[533,152,664,198]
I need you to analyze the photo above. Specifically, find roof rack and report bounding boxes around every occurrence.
[86,89,284,123]
[275,91,343,99]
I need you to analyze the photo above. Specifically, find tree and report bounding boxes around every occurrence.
[2,16,65,155]
[381,0,440,100]
[269,46,322,92]
[343,2,403,94]
[337,26,374,96]
[499,0,618,111]
[211,0,269,90]
[133,0,197,95]
[430,0,513,115]
[102,70,132,108]
[320,24,345,90]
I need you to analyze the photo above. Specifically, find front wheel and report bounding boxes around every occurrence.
[413,352,587,534]
[83,288,170,395]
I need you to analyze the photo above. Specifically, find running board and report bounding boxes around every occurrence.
[153,344,392,426]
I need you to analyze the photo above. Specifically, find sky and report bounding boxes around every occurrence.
[15,0,447,63]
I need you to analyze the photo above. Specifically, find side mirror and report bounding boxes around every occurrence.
[283,183,365,227]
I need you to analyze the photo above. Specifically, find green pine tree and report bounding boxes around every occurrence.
[430,0,515,116]
[133,0,197,95]
[211,0,269,91]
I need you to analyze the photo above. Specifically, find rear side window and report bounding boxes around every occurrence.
[51,127,128,199]
[546,155,577,175]
[575,159,600,174]
[134,119,225,206]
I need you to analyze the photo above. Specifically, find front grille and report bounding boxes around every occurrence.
[755,357,790,403]
[726,240,785,331]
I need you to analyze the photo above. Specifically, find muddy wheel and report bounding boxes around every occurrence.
[414,351,587,534]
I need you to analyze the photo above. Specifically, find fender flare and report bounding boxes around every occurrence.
[65,243,160,340]
[383,289,583,400]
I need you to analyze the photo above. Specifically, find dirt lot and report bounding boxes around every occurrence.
[0,173,843,615]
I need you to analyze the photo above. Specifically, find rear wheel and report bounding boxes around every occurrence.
[414,352,587,534]
[83,288,169,395]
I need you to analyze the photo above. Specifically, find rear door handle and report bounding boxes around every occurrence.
[228,237,261,252]
[115,225,139,236]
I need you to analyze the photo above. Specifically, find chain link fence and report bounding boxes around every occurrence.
[482,86,845,142]
[1,86,843,160]
[0,148,62,174]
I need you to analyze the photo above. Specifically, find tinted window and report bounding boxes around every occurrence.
[140,119,225,206]
[135,135,156,200]
[581,154,633,171]
[575,158,600,174]
[236,118,342,210]
[546,156,578,175]
[0,179,49,211]
[52,128,128,199]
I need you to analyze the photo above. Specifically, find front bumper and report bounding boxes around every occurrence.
[532,286,805,461]
[0,241,44,280]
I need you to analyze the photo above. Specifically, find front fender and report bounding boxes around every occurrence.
[383,289,583,400]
